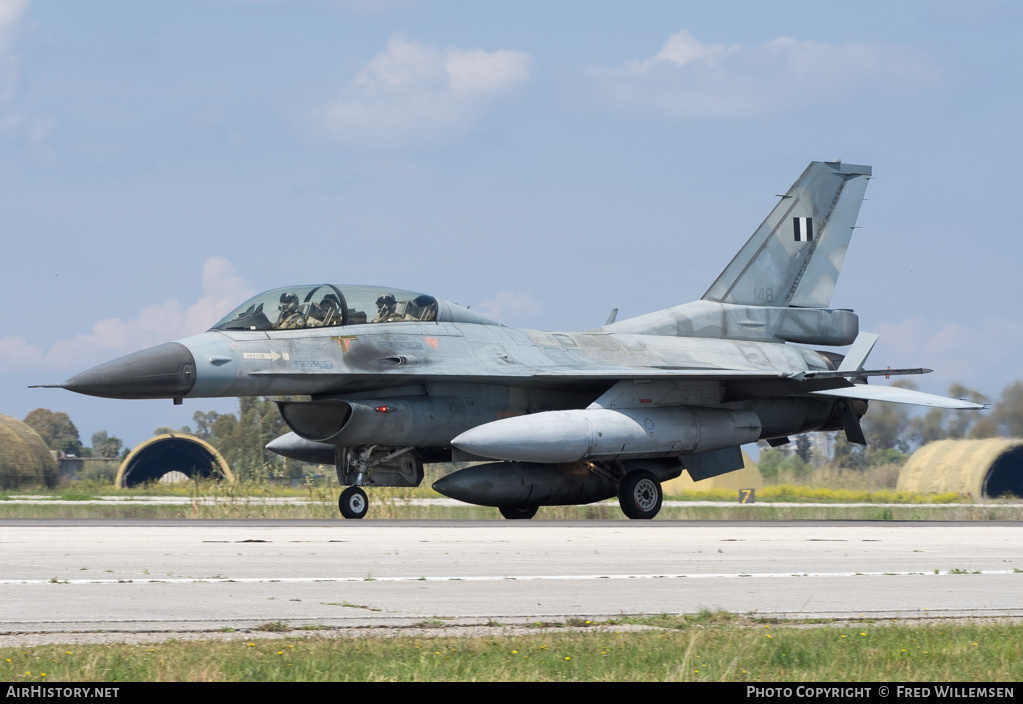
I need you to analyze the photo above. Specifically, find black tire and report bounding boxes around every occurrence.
[618,470,662,519]
[498,505,539,520]
[338,486,368,519]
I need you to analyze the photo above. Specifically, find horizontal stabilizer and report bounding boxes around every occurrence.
[811,385,986,410]
[791,367,930,381]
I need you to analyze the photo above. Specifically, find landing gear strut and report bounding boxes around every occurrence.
[618,470,662,520]
[338,486,368,519]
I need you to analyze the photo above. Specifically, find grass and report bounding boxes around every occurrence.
[671,484,964,504]
[3,620,1021,682]
[2,500,1021,521]
[1,473,1018,521]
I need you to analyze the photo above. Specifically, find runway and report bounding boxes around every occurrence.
[1,520,1021,644]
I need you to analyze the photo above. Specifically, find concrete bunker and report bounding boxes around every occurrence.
[899,438,1023,498]
[0,414,58,489]
[117,434,233,488]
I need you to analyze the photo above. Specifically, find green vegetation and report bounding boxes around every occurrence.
[665,484,963,504]
[12,378,1023,515]
[22,408,84,456]
[2,620,1021,681]
[0,491,1019,521]
[3,468,1021,521]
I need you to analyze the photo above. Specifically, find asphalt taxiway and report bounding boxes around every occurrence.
[1,520,1020,644]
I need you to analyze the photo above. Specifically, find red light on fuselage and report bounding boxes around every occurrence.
[375,405,394,413]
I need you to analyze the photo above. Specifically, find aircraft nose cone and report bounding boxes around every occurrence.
[61,342,197,399]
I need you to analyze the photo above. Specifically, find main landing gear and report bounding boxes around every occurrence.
[493,469,665,520]
[618,470,663,520]
[338,486,368,519]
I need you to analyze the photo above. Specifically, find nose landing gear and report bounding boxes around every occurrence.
[338,486,368,519]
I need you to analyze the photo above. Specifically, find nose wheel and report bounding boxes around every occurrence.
[618,470,662,520]
[339,486,369,519]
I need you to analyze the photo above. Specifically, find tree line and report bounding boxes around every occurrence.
[22,408,125,459]
[21,399,301,479]
[760,380,1023,477]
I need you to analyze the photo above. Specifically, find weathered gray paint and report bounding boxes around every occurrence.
[55,161,983,517]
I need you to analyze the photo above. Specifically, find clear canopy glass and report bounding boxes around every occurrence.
[210,285,439,331]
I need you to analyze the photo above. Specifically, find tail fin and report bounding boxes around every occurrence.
[702,161,871,308]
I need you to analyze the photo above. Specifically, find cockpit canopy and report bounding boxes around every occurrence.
[210,284,496,331]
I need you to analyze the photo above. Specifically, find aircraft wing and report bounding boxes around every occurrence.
[536,366,931,399]
[534,368,790,381]
[536,365,925,382]
[810,385,986,410]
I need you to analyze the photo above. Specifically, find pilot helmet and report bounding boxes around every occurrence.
[376,294,396,308]
[279,291,300,312]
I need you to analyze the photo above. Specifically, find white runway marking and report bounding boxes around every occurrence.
[3,521,1021,641]
[3,569,1019,585]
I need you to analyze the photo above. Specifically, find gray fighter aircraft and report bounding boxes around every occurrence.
[49,161,983,519]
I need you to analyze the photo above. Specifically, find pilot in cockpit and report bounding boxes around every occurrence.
[372,293,404,323]
[317,293,341,326]
[274,291,307,329]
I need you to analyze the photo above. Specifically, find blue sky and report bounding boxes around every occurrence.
[2,0,1021,448]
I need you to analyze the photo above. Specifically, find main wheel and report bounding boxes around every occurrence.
[338,486,369,519]
[498,505,539,520]
[618,470,662,520]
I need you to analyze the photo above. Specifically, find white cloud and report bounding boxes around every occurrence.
[322,33,531,146]
[476,291,544,324]
[627,31,738,72]
[0,0,27,101]
[0,257,253,372]
[0,1,48,157]
[0,0,28,41]
[874,316,1023,396]
[590,30,941,118]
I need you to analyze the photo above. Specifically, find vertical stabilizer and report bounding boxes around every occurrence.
[702,161,871,308]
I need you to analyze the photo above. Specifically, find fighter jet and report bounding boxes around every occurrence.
[49,161,983,519]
